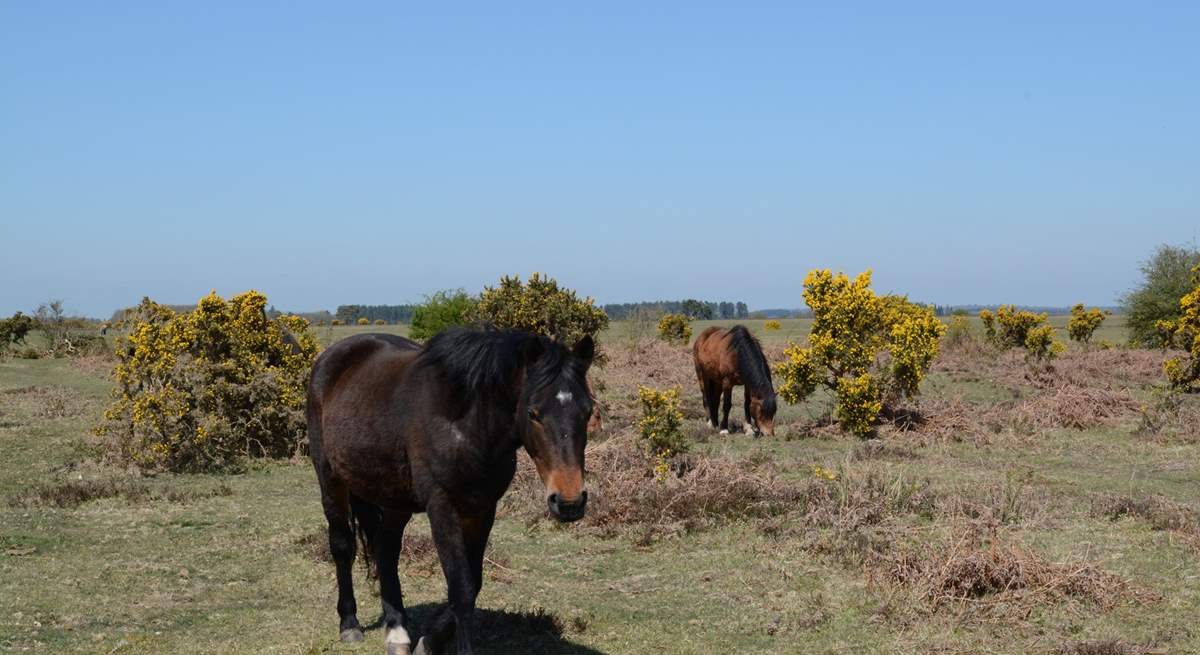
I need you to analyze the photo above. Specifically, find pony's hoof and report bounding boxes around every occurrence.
[387,643,411,655]
[719,429,729,435]
[413,637,434,655]
[339,627,364,643]
[743,424,754,435]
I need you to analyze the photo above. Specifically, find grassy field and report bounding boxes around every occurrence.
[2,320,1198,654]
[315,314,1130,349]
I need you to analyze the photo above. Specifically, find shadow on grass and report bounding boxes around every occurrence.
[365,603,607,654]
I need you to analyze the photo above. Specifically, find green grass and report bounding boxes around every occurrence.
[3,326,1198,654]
[313,314,1128,349]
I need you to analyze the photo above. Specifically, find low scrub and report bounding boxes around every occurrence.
[93,291,319,472]
[656,313,692,344]
[867,530,1157,614]
[776,269,945,437]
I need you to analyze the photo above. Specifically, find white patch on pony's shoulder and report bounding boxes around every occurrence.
[556,390,573,405]
[385,625,411,646]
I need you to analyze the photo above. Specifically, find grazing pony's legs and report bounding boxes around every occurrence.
[417,495,495,655]
[696,367,712,426]
[720,383,733,433]
[704,379,721,428]
[743,392,757,435]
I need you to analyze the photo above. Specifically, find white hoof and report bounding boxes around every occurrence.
[707,420,716,429]
[413,636,434,655]
[743,424,754,435]
[719,429,729,435]
[386,626,411,655]
[339,627,364,643]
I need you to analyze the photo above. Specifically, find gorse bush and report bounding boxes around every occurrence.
[1159,264,1200,391]
[409,289,476,340]
[775,269,946,437]
[94,291,319,472]
[764,320,782,331]
[373,319,386,325]
[981,305,1064,361]
[0,312,36,355]
[356,317,370,326]
[637,386,687,477]
[656,313,692,345]
[331,319,344,326]
[941,315,974,348]
[1123,244,1200,346]
[470,273,608,345]
[1068,304,1110,344]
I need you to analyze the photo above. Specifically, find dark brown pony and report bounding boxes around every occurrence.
[307,328,595,655]
[693,325,777,436]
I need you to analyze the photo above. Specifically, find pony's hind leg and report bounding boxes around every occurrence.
[320,478,364,642]
[377,511,414,655]
[719,384,733,434]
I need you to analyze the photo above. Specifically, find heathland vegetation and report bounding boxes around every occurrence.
[2,244,1199,653]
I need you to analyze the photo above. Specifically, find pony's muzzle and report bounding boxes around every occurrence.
[547,490,588,522]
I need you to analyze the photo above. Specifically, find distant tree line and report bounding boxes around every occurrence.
[602,300,749,321]
[334,304,419,324]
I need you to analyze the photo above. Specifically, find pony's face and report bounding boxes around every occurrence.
[522,335,595,523]
[749,393,777,437]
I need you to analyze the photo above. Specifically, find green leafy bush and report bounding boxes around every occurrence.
[409,289,476,340]
[94,291,319,472]
[469,273,608,344]
[656,313,692,344]
[1123,244,1200,346]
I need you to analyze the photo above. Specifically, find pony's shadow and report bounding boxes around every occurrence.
[367,603,608,655]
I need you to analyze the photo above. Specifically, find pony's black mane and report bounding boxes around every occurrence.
[417,327,582,403]
[728,326,776,410]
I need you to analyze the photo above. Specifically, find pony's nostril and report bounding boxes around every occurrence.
[548,493,560,508]
[579,490,588,505]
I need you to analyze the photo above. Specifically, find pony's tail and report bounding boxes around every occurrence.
[348,495,381,579]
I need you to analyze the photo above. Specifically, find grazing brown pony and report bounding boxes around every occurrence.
[693,325,777,436]
[307,328,595,655]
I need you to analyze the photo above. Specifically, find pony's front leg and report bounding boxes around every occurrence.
[419,493,490,655]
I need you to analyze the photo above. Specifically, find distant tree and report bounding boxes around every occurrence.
[735,302,750,319]
[680,299,712,320]
[410,289,476,340]
[1123,244,1200,346]
[717,301,735,319]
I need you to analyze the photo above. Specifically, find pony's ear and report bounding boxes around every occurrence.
[572,334,595,365]
[522,336,545,366]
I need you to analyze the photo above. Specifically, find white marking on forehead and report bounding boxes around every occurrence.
[556,390,574,405]
[450,424,465,442]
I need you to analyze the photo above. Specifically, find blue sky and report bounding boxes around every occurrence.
[2,2,1197,317]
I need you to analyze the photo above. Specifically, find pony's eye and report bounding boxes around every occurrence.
[528,408,542,422]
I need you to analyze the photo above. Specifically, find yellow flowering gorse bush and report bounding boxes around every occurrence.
[980,305,1065,361]
[1159,264,1200,390]
[764,320,782,331]
[775,270,945,438]
[637,386,687,465]
[1068,304,1110,344]
[657,313,692,345]
[470,273,609,345]
[94,291,319,472]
